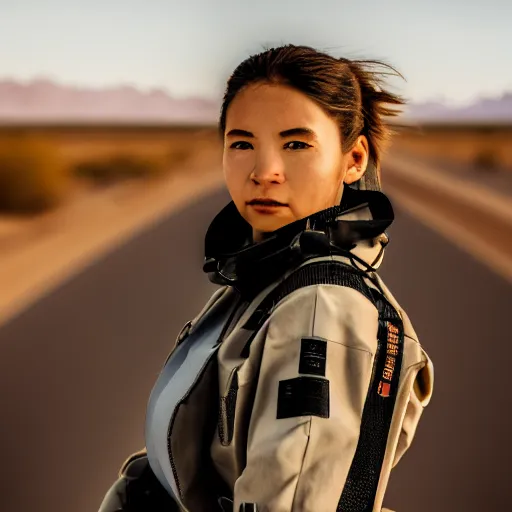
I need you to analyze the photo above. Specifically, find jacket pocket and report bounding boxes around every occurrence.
[218,366,240,446]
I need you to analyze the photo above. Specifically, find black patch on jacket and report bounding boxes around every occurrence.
[299,337,327,376]
[277,376,329,419]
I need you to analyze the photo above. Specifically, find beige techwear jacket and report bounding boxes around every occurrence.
[209,267,433,512]
[100,187,434,512]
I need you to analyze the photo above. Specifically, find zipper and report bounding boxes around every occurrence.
[166,407,183,503]
[218,365,241,446]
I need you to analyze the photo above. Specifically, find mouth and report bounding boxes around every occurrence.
[247,199,288,207]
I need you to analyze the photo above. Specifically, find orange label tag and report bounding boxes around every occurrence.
[378,381,391,397]
[378,322,400,397]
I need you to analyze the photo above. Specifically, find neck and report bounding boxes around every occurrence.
[253,228,280,244]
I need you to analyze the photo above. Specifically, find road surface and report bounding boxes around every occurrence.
[0,185,510,512]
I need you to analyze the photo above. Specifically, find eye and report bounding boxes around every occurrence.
[229,141,253,150]
[284,141,312,150]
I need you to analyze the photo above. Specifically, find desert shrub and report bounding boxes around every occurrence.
[0,135,68,214]
[473,149,498,171]
[165,146,192,167]
[74,154,166,185]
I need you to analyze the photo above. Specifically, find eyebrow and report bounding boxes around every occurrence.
[225,127,318,139]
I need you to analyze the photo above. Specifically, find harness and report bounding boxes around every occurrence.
[235,260,404,512]
[160,259,404,512]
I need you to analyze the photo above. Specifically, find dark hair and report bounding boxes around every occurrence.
[219,44,406,191]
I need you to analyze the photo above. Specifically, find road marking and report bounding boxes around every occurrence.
[385,183,512,285]
[387,152,512,224]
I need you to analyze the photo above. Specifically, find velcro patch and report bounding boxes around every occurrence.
[299,337,327,376]
[277,377,329,419]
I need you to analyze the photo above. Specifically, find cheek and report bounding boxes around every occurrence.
[287,155,343,213]
[223,150,252,177]
[223,154,249,209]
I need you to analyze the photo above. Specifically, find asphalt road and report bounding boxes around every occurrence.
[0,185,510,512]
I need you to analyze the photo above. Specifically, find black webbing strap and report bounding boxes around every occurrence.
[242,260,376,331]
[336,289,404,512]
[239,260,376,359]
[240,260,404,512]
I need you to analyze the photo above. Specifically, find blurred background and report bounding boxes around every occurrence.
[0,1,511,511]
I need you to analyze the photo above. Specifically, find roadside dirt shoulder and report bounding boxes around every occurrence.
[0,162,224,326]
[384,152,512,284]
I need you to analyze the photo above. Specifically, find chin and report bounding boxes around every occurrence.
[242,206,294,233]
[251,217,290,233]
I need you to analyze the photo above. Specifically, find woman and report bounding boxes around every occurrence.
[99,44,434,512]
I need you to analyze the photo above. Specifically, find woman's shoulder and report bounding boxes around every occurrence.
[264,258,416,336]
[270,258,382,314]
[265,275,381,343]
[191,285,231,323]
[175,285,231,341]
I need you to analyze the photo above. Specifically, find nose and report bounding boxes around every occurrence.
[250,151,285,185]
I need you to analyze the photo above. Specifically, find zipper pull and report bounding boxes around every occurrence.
[176,320,192,346]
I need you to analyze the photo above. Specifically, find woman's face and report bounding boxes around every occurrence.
[223,82,368,242]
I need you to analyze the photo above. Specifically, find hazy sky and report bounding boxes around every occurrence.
[1,0,511,105]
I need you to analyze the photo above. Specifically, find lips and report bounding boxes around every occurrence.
[247,199,288,206]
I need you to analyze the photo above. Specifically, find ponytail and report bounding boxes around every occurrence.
[344,59,406,190]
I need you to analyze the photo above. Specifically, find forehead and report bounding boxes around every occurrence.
[225,82,334,130]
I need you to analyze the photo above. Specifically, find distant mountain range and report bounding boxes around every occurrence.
[0,79,220,124]
[401,94,512,123]
[0,79,510,124]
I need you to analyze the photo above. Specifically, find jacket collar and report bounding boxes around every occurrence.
[203,186,394,298]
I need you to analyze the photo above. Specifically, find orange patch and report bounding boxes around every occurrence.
[378,322,400,397]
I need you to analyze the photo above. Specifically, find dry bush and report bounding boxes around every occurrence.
[165,146,192,167]
[74,154,168,186]
[473,150,499,171]
[0,135,69,214]
[73,144,194,186]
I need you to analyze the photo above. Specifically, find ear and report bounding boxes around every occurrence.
[344,135,370,185]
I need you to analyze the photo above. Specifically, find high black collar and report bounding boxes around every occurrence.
[203,186,394,299]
